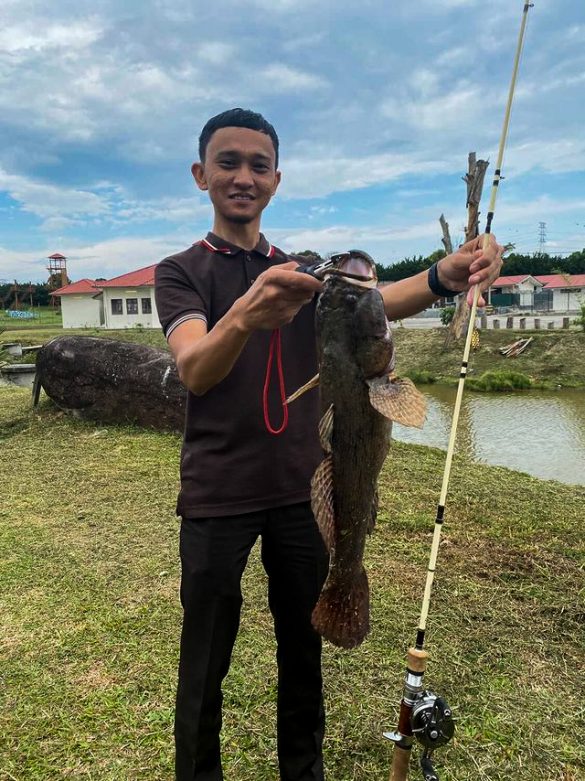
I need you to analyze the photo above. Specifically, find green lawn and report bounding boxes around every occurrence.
[1,386,583,780]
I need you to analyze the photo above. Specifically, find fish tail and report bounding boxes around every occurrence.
[311,567,370,649]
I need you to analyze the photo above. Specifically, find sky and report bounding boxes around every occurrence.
[0,0,584,283]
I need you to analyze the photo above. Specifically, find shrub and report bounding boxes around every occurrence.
[441,306,456,326]
[405,369,437,384]
[573,302,585,331]
[467,370,532,392]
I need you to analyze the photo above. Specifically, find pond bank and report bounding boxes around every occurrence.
[393,328,585,389]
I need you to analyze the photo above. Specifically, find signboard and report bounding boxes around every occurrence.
[5,310,37,319]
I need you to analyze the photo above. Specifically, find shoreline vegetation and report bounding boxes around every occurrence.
[2,326,585,391]
[1,385,583,780]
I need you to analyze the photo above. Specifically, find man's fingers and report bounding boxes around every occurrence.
[265,267,323,293]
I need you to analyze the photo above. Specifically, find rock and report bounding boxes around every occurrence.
[35,336,186,432]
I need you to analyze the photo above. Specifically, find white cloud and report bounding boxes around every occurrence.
[0,20,103,53]
[0,234,191,282]
[197,42,237,65]
[0,169,109,221]
[280,149,454,199]
[259,64,328,92]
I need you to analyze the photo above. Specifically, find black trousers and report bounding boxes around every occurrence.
[175,502,329,781]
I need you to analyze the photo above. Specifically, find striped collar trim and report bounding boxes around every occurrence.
[199,233,275,258]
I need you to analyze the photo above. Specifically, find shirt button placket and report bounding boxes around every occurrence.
[244,253,255,286]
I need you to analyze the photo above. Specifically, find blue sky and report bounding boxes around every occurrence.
[0,0,583,283]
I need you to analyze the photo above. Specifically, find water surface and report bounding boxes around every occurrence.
[393,385,585,486]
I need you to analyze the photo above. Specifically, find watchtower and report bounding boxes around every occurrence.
[47,253,69,289]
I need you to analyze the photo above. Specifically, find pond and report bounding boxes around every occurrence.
[393,385,585,486]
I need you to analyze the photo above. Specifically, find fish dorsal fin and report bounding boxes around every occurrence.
[318,404,334,453]
[367,375,426,428]
[285,373,320,405]
[310,455,336,552]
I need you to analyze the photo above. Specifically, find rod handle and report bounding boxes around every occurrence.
[389,745,411,781]
[406,647,428,673]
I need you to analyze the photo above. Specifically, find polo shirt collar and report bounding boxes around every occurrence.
[201,232,275,258]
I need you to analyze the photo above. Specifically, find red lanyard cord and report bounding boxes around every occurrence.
[263,328,289,435]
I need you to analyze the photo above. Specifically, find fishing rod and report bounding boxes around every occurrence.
[384,3,534,779]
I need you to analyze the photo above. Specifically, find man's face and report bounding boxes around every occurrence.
[192,127,281,226]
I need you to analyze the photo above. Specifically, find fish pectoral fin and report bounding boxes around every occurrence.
[318,404,334,453]
[367,375,426,428]
[285,373,320,405]
[310,455,336,552]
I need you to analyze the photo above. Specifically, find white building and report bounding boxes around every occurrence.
[535,274,585,312]
[97,264,161,329]
[51,279,104,328]
[488,275,543,308]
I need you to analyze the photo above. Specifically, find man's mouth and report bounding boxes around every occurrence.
[229,194,255,201]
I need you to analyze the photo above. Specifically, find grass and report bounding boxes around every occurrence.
[1,386,583,780]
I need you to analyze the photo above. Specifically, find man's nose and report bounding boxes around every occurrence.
[233,165,254,187]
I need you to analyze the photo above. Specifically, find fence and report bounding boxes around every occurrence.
[0,307,62,328]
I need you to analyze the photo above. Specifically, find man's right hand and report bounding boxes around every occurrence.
[233,261,323,333]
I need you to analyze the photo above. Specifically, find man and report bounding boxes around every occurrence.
[154,107,502,781]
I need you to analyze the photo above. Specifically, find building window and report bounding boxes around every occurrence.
[141,297,152,314]
[126,298,138,315]
[111,299,123,315]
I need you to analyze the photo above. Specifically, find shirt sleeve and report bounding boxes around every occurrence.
[154,256,208,340]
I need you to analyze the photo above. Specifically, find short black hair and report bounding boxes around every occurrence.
[198,108,280,169]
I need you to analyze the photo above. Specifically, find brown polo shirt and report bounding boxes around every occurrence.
[154,232,322,518]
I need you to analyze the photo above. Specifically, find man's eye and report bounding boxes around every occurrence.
[253,164,269,173]
[218,160,236,168]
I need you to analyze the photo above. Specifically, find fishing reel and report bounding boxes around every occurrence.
[411,691,455,781]
[384,689,455,781]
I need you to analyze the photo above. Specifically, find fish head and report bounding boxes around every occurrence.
[317,250,394,379]
[325,250,378,288]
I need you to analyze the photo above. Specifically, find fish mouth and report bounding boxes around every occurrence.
[326,250,378,288]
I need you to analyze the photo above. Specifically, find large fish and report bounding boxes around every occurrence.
[292,251,426,649]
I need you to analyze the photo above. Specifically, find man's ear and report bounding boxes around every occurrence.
[271,170,282,197]
[192,162,207,191]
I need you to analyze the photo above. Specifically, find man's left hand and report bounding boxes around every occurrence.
[437,234,504,306]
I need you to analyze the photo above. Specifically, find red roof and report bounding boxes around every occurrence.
[48,253,66,259]
[97,264,157,288]
[491,275,539,287]
[535,274,585,289]
[51,279,99,296]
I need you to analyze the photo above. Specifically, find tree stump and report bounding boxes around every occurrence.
[506,316,514,329]
[35,336,186,432]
